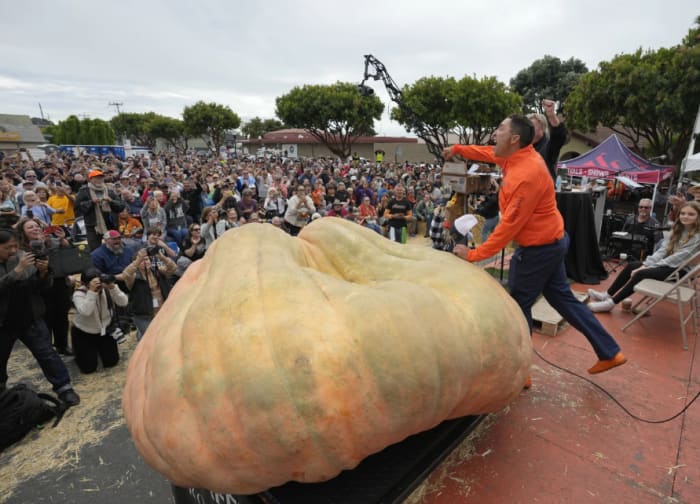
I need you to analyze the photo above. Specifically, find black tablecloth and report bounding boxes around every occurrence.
[556,192,607,284]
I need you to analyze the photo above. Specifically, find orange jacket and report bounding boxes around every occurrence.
[449,144,564,262]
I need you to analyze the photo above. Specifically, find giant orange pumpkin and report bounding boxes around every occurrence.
[123,218,531,494]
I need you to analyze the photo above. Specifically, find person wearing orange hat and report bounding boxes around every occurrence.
[74,169,126,251]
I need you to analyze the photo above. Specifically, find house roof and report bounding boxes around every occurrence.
[0,114,46,143]
[243,128,417,144]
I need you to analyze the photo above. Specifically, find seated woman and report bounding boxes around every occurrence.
[216,207,241,235]
[117,207,143,250]
[140,194,168,240]
[262,187,287,220]
[357,196,382,234]
[71,268,129,373]
[176,222,207,278]
[588,201,700,313]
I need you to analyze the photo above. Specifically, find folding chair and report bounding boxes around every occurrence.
[621,263,700,350]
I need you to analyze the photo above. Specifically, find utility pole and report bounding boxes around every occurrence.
[38,102,45,121]
[109,101,123,115]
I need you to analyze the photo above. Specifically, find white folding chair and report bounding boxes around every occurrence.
[621,263,700,350]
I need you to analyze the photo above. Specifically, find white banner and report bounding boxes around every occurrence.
[282,144,298,159]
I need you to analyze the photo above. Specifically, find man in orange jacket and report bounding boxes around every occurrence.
[443,114,626,376]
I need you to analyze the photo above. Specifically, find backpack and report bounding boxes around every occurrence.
[0,384,66,450]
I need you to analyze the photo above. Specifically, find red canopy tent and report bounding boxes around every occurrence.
[557,134,675,210]
[557,134,674,184]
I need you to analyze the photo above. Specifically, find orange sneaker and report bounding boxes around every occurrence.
[587,352,627,374]
[523,375,532,389]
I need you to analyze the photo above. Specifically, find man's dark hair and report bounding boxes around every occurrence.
[508,114,535,148]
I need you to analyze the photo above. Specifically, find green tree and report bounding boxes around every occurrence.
[451,76,522,145]
[47,116,115,145]
[81,118,115,144]
[49,115,81,144]
[510,55,588,113]
[682,14,700,47]
[182,101,241,154]
[242,117,284,139]
[146,116,189,154]
[389,75,521,156]
[276,82,383,159]
[566,31,700,164]
[110,112,159,147]
[390,76,456,159]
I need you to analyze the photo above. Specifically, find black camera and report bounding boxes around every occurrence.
[100,273,116,284]
[29,240,48,260]
[146,246,160,257]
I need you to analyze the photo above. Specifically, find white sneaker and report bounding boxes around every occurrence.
[589,298,615,313]
[587,289,611,302]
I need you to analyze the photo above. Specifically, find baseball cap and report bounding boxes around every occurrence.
[103,230,121,240]
[89,169,105,179]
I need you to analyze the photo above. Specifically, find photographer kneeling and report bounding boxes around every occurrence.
[71,268,128,374]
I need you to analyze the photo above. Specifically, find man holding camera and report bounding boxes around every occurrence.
[91,230,140,279]
[0,228,80,405]
[71,268,129,373]
[121,241,177,341]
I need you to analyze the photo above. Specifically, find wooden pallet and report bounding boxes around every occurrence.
[532,291,588,336]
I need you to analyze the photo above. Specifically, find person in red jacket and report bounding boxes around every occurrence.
[443,114,626,377]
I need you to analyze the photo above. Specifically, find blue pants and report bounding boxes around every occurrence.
[167,226,189,246]
[133,314,153,342]
[509,233,620,360]
[0,320,73,393]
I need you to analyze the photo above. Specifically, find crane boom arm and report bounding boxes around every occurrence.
[359,54,444,161]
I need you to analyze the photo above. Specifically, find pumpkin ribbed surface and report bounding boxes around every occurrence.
[123,218,531,494]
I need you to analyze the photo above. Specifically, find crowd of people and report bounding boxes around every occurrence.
[0,146,473,408]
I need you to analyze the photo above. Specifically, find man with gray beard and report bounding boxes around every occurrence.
[90,230,140,279]
[75,170,125,251]
[90,230,141,339]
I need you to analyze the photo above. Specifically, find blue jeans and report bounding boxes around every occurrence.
[363,222,383,234]
[167,226,189,246]
[508,233,621,360]
[133,315,153,342]
[0,320,73,393]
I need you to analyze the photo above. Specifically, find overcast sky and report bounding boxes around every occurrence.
[0,1,696,137]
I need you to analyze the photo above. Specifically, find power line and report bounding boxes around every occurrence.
[109,101,123,115]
